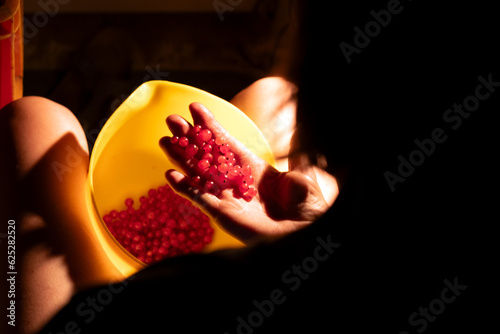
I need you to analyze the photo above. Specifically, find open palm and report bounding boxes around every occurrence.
[159,103,329,244]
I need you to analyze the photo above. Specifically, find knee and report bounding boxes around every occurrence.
[1,96,76,127]
[246,77,298,97]
[0,96,89,155]
[0,97,89,179]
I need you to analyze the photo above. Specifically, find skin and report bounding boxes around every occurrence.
[230,77,298,171]
[1,4,315,331]
[160,102,331,244]
[0,97,122,334]
[0,79,337,333]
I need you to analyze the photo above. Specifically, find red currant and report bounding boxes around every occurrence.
[166,125,257,202]
[239,183,249,193]
[178,137,189,147]
[227,166,240,180]
[103,182,213,265]
[242,175,254,185]
[125,198,134,207]
[198,159,211,171]
[218,163,229,174]
[202,152,213,162]
[204,181,219,195]
[201,143,213,153]
[219,143,230,154]
[215,137,226,145]
[192,175,202,185]
[185,144,199,156]
[241,164,252,176]
[208,165,218,176]
[192,124,202,135]
[217,155,227,164]
[246,186,257,197]
[198,129,212,142]
[218,173,229,185]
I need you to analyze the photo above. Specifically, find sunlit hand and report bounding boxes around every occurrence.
[159,102,330,244]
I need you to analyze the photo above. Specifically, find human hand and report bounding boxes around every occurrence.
[159,103,330,244]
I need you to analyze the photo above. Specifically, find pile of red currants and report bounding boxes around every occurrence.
[103,183,214,265]
[170,124,257,198]
[102,123,256,265]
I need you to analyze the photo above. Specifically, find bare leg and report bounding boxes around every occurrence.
[231,0,337,205]
[231,76,298,171]
[0,97,121,334]
[230,78,338,206]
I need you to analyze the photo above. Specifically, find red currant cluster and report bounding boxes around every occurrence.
[170,124,257,198]
[103,183,213,265]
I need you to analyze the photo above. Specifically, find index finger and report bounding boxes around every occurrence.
[188,102,256,163]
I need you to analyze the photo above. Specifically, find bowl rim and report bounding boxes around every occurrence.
[86,79,276,270]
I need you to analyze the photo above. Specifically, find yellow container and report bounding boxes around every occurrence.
[86,80,276,278]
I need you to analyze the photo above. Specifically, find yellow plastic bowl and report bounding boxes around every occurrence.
[85,80,276,278]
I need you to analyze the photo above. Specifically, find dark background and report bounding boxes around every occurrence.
[23,0,275,140]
